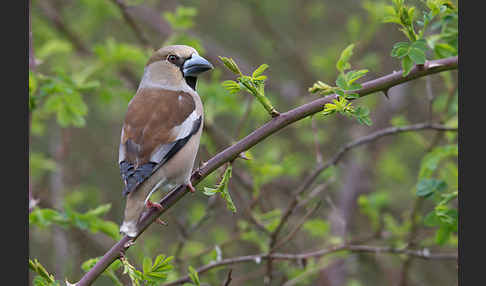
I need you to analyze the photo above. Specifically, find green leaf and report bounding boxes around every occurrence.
[252,64,269,78]
[219,57,242,75]
[221,187,237,213]
[143,257,152,274]
[391,42,410,58]
[188,266,200,286]
[29,259,55,283]
[434,43,457,58]
[435,224,453,245]
[408,48,426,64]
[346,69,369,85]
[418,145,458,179]
[221,80,241,94]
[202,165,236,212]
[416,178,447,197]
[85,204,111,216]
[336,44,355,72]
[163,6,197,30]
[352,106,372,126]
[335,89,346,97]
[29,208,65,228]
[335,74,347,90]
[202,187,218,196]
[345,93,360,99]
[303,219,330,238]
[411,39,427,52]
[401,56,414,76]
[308,81,334,95]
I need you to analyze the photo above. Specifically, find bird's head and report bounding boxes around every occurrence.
[142,45,213,91]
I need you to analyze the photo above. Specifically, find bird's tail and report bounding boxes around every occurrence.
[120,185,149,237]
[120,177,168,237]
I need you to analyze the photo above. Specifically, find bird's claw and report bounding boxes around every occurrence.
[187,182,196,193]
[146,200,163,211]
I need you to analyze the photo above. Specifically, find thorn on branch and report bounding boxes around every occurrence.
[237,152,250,160]
[383,88,390,99]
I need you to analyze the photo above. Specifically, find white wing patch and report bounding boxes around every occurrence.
[172,110,199,140]
[148,110,198,163]
[119,128,127,163]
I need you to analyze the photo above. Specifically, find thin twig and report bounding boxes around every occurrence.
[271,202,322,251]
[397,197,424,286]
[110,0,152,49]
[222,269,233,286]
[163,244,457,286]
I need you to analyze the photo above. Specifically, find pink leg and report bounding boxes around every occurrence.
[187,182,196,193]
[146,200,163,210]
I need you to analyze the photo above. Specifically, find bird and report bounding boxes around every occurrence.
[118,45,213,237]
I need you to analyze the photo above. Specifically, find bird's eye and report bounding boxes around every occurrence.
[167,55,178,63]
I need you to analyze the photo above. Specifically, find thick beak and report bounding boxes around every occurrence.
[182,54,214,77]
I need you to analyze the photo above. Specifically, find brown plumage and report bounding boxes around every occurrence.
[119,45,213,237]
[121,88,196,167]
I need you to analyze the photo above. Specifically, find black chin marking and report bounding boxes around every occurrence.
[185,76,197,90]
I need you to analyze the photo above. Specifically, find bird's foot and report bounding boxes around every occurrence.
[146,200,163,211]
[186,182,196,193]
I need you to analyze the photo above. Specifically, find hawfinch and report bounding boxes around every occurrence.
[119,45,213,237]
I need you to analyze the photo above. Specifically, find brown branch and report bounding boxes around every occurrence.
[397,197,424,286]
[296,181,333,209]
[222,269,233,286]
[73,56,457,286]
[163,244,457,286]
[110,0,152,49]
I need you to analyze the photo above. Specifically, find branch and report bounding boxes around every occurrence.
[110,0,152,49]
[271,201,322,251]
[163,244,457,286]
[74,56,457,286]
[222,269,233,286]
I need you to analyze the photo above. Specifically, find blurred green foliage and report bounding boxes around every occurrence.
[29,0,458,285]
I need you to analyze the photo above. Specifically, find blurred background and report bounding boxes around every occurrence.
[29,0,458,285]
